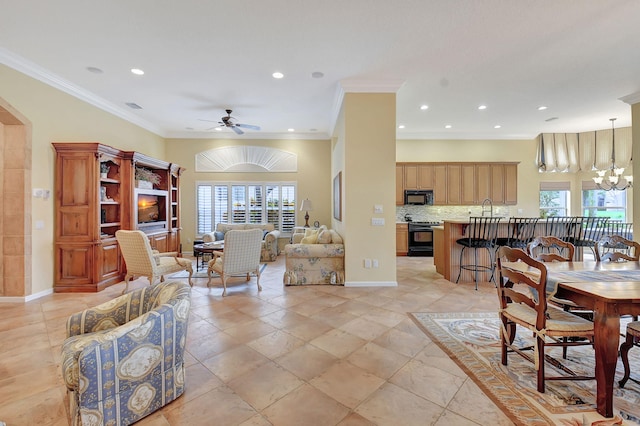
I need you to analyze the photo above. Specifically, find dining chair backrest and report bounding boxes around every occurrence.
[527,235,575,262]
[595,235,640,262]
[496,246,549,326]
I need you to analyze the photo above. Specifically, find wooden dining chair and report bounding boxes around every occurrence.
[527,236,591,354]
[595,235,640,262]
[620,321,640,388]
[496,246,595,393]
[527,235,575,263]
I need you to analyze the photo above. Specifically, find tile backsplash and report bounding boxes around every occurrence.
[396,204,512,222]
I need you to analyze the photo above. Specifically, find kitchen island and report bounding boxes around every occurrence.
[434,218,583,283]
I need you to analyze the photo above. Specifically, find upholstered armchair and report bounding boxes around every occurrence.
[207,228,263,296]
[116,230,193,294]
[201,223,281,262]
[61,280,191,426]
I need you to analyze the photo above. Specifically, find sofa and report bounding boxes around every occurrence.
[61,280,191,426]
[202,223,281,262]
[283,227,345,285]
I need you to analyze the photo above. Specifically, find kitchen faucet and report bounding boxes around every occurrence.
[481,198,493,217]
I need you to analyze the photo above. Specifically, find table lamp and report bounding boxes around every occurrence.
[300,198,313,227]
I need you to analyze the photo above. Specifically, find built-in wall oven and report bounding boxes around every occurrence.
[408,221,440,256]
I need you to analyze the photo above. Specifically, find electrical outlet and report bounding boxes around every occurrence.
[364,258,372,268]
[371,217,385,226]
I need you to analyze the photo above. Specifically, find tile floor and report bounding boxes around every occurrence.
[0,256,514,426]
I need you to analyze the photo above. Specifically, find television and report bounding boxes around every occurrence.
[137,194,166,226]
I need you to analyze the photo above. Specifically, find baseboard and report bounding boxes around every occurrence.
[0,288,54,303]
[345,281,398,287]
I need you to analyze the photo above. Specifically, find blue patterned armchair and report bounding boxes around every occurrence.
[61,280,191,426]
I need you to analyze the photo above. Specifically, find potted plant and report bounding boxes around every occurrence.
[100,163,110,178]
[135,166,162,189]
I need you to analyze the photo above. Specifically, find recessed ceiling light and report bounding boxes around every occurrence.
[287,128,295,132]
[86,66,103,74]
[478,105,487,110]
[130,68,145,75]
[420,105,429,110]
[538,106,548,111]
[215,127,222,131]
[494,125,501,129]
[311,71,324,79]
[445,124,452,129]
[272,72,284,79]
[398,124,405,129]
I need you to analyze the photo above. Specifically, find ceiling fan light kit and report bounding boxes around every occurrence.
[200,109,261,134]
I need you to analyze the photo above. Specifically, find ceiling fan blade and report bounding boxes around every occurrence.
[236,123,261,131]
[231,126,244,135]
[198,118,218,123]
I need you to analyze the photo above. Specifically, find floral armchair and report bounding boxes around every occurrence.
[283,228,345,285]
[61,280,191,426]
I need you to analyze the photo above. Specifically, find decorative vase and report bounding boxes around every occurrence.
[100,172,107,179]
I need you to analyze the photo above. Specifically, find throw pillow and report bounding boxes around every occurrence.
[316,230,332,244]
[301,228,319,244]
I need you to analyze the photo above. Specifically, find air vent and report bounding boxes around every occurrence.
[125,102,142,110]
[545,117,558,122]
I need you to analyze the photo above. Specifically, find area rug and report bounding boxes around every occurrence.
[409,312,640,426]
[170,263,267,279]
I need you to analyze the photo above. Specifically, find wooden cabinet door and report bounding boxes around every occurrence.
[491,164,505,204]
[396,223,408,256]
[418,164,434,189]
[403,165,418,189]
[446,165,461,205]
[150,233,169,253]
[396,165,404,205]
[504,163,518,205]
[476,164,491,203]
[433,165,447,205]
[461,164,476,204]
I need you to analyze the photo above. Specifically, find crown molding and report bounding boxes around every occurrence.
[620,91,640,105]
[0,48,165,136]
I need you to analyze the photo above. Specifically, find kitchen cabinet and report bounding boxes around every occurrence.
[396,223,408,256]
[504,163,518,205]
[396,162,518,206]
[446,164,461,204]
[403,164,434,190]
[461,164,476,205]
[433,165,447,205]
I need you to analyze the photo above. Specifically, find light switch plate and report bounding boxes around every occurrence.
[371,217,385,226]
[374,204,383,214]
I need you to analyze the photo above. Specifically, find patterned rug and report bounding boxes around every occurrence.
[409,312,640,426]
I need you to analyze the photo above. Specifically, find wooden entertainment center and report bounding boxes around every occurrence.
[53,143,184,292]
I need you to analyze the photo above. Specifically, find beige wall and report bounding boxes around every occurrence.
[0,65,165,295]
[340,93,397,285]
[166,138,332,249]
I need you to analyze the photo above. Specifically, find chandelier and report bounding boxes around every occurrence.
[592,118,633,191]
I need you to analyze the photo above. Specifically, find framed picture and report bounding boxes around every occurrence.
[333,171,342,221]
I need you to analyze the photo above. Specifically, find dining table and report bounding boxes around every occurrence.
[503,259,640,418]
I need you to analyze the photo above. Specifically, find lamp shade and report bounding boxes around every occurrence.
[300,199,313,212]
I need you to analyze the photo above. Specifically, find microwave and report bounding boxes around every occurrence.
[404,190,434,205]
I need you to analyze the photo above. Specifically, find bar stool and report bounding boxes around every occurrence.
[495,217,539,250]
[455,216,502,290]
[543,216,581,259]
[573,216,609,258]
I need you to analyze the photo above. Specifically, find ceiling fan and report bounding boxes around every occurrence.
[200,109,261,135]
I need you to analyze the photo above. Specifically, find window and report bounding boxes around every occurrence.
[539,182,570,218]
[581,181,627,221]
[197,182,296,235]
